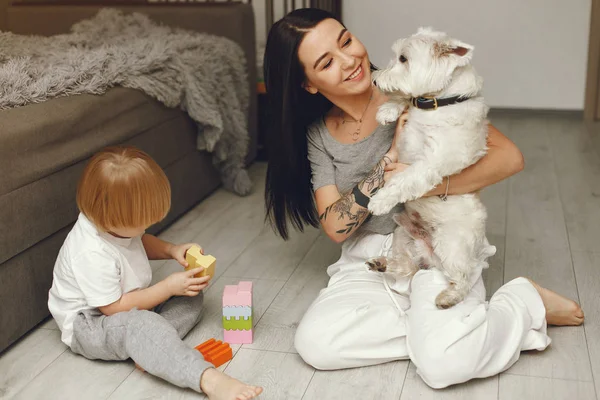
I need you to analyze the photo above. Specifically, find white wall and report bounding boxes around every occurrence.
[343,0,591,110]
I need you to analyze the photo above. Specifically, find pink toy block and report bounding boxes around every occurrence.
[222,281,252,307]
[224,329,253,344]
[222,286,237,307]
[237,281,252,302]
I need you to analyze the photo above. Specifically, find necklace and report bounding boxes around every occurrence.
[340,87,374,141]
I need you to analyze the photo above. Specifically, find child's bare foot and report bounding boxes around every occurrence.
[527,279,584,326]
[200,368,263,400]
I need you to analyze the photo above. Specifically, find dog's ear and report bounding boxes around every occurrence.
[436,40,474,66]
[451,43,473,66]
[451,46,470,57]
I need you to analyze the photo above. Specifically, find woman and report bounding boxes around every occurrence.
[263,8,584,389]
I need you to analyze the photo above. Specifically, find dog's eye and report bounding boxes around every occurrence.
[399,55,408,63]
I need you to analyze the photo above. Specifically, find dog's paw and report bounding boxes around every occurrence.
[366,256,388,272]
[368,191,397,216]
[396,185,424,204]
[397,193,415,204]
[376,103,401,125]
[435,287,465,309]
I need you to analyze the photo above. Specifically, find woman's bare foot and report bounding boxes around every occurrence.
[200,368,263,400]
[527,279,584,326]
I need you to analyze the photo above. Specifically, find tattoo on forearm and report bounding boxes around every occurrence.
[319,192,369,235]
[319,155,392,236]
[319,192,354,222]
[359,156,392,196]
[335,207,368,234]
[332,193,355,220]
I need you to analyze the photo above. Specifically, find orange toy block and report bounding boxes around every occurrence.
[195,338,232,368]
[185,245,216,279]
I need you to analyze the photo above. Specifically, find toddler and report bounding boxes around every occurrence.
[48,146,262,400]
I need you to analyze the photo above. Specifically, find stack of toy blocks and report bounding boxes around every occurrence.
[222,281,253,344]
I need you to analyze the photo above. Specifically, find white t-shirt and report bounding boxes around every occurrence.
[48,213,152,346]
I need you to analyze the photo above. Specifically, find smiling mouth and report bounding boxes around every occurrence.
[345,64,363,81]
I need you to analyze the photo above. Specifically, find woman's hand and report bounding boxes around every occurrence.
[386,107,409,163]
[384,162,409,184]
[165,269,210,297]
[169,243,203,268]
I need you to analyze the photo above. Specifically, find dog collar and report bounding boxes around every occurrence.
[410,95,470,110]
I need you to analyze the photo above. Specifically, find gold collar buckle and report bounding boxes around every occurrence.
[422,96,438,110]
[412,96,438,110]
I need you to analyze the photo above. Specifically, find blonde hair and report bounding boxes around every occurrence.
[76,146,171,231]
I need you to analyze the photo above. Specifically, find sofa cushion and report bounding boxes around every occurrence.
[0,87,183,197]
[0,88,206,265]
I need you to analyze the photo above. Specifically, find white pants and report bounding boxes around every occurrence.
[295,233,551,389]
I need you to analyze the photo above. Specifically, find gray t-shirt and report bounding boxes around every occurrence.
[307,118,404,235]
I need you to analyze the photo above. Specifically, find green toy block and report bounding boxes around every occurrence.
[222,316,252,331]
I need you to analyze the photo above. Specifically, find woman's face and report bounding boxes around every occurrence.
[298,18,371,99]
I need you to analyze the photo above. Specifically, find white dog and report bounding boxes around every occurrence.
[366,27,496,309]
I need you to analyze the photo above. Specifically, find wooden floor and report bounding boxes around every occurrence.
[1,111,599,400]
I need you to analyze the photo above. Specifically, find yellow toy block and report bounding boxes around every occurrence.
[185,245,216,279]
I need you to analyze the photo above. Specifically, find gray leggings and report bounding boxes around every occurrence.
[70,293,212,393]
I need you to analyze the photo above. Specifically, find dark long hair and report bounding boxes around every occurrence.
[263,8,336,240]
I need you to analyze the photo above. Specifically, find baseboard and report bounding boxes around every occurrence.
[488,107,584,119]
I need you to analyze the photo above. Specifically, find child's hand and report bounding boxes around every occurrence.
[170,243,203,268]
[165,268,210,297]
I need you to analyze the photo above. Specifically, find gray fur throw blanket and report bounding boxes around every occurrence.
[0,9,252,195]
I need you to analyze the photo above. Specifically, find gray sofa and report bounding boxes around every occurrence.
[0,2,257,353]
